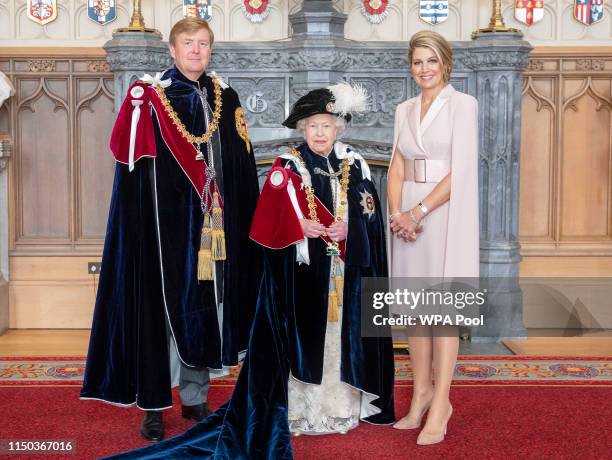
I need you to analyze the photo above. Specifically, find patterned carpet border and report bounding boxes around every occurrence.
[1,355,610,386]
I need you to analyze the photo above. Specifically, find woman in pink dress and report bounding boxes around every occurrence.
[387,31,479,445]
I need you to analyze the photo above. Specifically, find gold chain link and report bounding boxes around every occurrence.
[288,148,349,223]
[155,78,223,146]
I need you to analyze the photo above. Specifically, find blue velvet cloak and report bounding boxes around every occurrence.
[80,67,261,410]
[109,144,395,459]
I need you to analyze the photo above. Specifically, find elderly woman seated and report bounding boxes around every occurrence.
[108,84,395,460]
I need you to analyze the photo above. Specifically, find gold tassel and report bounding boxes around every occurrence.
[198,213,213,281]
[328,290,339,322]
[198,247,213,280]
[211,191,226,261]
[211,229,226,261]
[334,274,344,307]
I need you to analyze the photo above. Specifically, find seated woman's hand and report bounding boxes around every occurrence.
[326,221,348,242]
[300,219,326,238]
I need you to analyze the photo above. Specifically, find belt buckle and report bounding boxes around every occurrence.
[413,158,427,183]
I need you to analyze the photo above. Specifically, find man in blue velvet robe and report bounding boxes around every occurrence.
[80,18,260,442]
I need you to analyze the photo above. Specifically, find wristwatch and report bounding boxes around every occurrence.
[417,201,429,216]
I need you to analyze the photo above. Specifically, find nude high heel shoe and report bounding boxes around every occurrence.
[393,401,431,430]
[416,404,453,445]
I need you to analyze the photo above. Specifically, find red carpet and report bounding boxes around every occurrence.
[1,384,610,459]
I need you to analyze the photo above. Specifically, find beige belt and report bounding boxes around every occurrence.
[404,158,450,183]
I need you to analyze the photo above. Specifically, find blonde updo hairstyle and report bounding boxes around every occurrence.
[408,31,453,83]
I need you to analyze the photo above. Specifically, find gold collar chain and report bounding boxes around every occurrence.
[155,78,223,159]
[288,148,350,224]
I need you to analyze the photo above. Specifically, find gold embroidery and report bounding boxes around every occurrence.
[235,107,252,154]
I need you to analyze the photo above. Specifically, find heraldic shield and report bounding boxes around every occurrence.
[242,0,272,23]
[419,0,449,25]
[183,0,212,20]
[360,0,390,24]
[88,0,116,26]
[574,0,604,25]
[515,0,544,26]
[27,0,58,25]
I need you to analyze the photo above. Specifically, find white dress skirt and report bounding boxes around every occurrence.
[287,172,361,435]
[287,296,361,435]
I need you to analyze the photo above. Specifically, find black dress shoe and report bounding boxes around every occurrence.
[181,403,212,422]
[140,410,164,442]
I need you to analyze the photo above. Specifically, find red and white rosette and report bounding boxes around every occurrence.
[360,0,389,24]
[242,0,271,23]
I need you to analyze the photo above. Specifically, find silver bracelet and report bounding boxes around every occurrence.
[408,209,420,225]
[388,212,402,223]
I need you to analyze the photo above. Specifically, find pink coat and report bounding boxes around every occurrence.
[388,84,480,279]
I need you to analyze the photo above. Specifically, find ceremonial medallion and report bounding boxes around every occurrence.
[574,0,604,25]
[419,0,449,25]
[235,107,252,154]
[242,0,271,23]
[130,86,145,99]
[360,190,375,218]
[360,0,389,24]
[88,0,116,26]
[27,0,58,25]
[183,0,212,21]
[326,243,341,257]
[268,167,288,188]
[514,0,544,25]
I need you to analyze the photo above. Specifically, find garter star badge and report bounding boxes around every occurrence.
[419,0,449,25]
[515,0,544,25]
[27,0,58,25]
[360,190,375,218]
[574,0,604,26]
[235,107,252,154]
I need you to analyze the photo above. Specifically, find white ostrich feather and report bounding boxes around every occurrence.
[328,81,369,116]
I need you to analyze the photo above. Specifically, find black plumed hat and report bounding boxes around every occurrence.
[282,83,368,129]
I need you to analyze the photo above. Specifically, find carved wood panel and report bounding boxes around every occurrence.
[76,78,115,243]
[1,53,115,255]
[520,49,612,256]
[17,78,71,240]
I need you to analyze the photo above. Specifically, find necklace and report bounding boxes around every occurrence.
[156,77,223,160]
[288,148,350,250]
[314,166,343,178]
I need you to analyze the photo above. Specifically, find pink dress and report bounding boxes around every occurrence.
[388,84,480,279]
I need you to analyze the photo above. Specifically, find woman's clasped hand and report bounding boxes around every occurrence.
[389,211,423,242]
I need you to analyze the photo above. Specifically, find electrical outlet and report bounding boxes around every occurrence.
[88,262,102,275]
